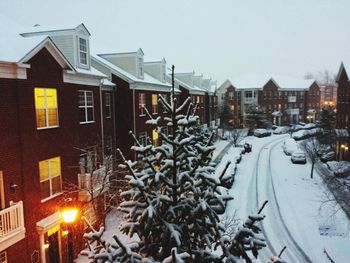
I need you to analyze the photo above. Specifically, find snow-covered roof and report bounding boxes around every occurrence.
[228,74,316,91]
[271,75,316,90]
[20,22,90,36]
[92,55,174,90]
[101,78,116,86]
[173,77,206,95]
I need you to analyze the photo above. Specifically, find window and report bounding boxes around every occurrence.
[79,90,94,123]
[0,251,7,263]
[245,91,252,98]
[229,92,234,100]
[152,94,158,114]
[163,94,168,113]
[79,38,88,65]
[105,93,111,118]
[196,96,200,104]
[34,88,58,129]
[139,132,148,146]
[139,93,146,116]
[152,129,159,146]
[138,57,143,77]
[39,157,62,200]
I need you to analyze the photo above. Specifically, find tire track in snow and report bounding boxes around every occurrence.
[264,140,313,263]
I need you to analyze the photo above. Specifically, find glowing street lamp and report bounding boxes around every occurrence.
[62,209,78,224]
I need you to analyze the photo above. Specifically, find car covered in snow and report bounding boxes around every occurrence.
[254,129,271,138]
[320,151,335,163]
[221,162,237,188]
[291,151,307,164]
[326,161,350,178]
[282,138,299,155]
[273,126,290,134]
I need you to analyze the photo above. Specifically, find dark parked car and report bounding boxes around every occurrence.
[244,143,252,153]
[254,129,271,138]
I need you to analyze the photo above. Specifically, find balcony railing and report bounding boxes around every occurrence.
[0,201,25,251]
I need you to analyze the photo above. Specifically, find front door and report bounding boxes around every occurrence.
[45,227,61,263]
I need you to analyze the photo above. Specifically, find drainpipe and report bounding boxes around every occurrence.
[99,79,105,161]
[112,85,117,159]
[132,84,136,160]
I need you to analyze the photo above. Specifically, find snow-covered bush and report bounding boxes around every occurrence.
[82,67,268,263]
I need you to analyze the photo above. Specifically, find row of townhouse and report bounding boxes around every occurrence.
[335,62,350,161]
[0,18,218,263]
[217,75,321,127]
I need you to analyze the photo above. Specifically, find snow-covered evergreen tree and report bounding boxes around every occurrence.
[82,66,268,263]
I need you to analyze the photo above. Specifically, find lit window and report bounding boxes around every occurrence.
[79,90,94,123]
[139,132,148,146]
[229,92,234,100]
[39,157,62,200]
[152,129,159,146]
[152,94,158,114]
[105,93,111,118]
[79,38,88,65]
[34,88,58,129]
[139,93,146,116]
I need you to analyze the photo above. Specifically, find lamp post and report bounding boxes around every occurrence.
[62,208,78,263]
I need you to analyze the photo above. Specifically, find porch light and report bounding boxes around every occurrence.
[62,209,78,224]
[341,144,346,149]
[43,243,50,249]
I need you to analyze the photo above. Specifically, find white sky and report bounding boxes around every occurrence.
[1,0,349,85]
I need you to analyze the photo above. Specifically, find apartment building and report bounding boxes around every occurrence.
[335,62,350,161]
[217,75,320,127]
[92,50,176,159]
[0,18,115,262]
[320,83,337,108]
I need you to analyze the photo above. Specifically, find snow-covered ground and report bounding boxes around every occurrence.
[222,134,350,262]
[77,134,350,262]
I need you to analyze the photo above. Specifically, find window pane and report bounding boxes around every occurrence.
[80,52,87,65]
[40,180,50,199]
[46,89,57,108]
[79,38,87,52]
[36,109,47,128]
[87,108,94,121]
[34,88,45,108]
[50,157,61,177]
[48,108,58,126]
[86,92,93,106]
[79,108,86,122]
[52,176,62,195]
[39,160,49,181]
[79,91,85,106]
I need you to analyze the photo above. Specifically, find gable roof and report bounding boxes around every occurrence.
[336,61,350,82]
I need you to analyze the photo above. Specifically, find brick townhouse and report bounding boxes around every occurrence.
[335,62,350,161]
[91,49,177,160]
[0,19,114,263]
[319,83,337,108]
[217,75,320,127]
[173,72,218,130]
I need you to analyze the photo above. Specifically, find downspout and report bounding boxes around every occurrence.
[99,79,105,161]
[132,84,136,160]
[112,85,117,159]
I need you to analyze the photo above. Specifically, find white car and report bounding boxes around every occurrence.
[273,126,290,134]
[282,138,299,155]
[291,151,306,164]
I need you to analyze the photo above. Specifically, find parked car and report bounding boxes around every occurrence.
[273,126,290,134]
[320,151,335,163]
[254,129,271,138]
[221,163,237,188]
[291,151,307,164]
[282,138,299,155]
[243,143,252,153]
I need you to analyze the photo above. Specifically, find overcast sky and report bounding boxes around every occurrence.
[1,0,350,84]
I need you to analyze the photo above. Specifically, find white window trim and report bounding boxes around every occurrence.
[35,88,59,129]
[139,93,146,116]
[105,93,111,119]
[79,90,95,124]
[78,37,89,69]
[39,157,62,202]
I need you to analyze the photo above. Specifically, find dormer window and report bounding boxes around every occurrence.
[79,38,88,66]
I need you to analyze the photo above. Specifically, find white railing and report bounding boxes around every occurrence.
[0,201,24,238]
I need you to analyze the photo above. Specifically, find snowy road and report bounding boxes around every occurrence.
[224,134,350,263]
[254,138,312,262]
